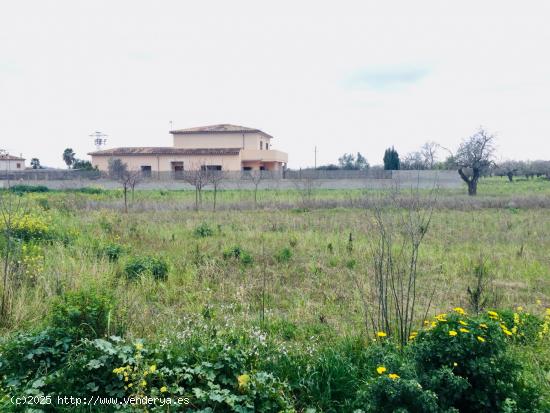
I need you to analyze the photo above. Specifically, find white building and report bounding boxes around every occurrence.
[0,153,26,171]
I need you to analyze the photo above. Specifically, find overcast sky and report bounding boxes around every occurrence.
[1,1,549,168]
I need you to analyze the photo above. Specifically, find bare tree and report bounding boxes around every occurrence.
[181,163,210,211]
[421,141,438,169]
[247,170,264,208]
[129,171,143,203]
[292,175,321,207]
[455,128,496,196]
[401,152,425,170]
[108,158,141,212]
[208,170,225,212]
[351,186,436,345]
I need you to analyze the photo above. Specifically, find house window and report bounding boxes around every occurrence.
[260,166,266,171]
[260,141,263,150]
[266,143,269,150]
[201,165,222,171]
[141,165,152,177]
[171,161,184,178]
[16,163,21,169]
[242,166,252,171]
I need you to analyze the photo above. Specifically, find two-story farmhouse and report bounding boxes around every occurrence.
[88,124,288,174]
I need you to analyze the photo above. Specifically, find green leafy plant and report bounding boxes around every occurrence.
[223,245,253,265]
[275,247,293,263]
[50,290,112,340]
[194,222,214,238]
[124,255,169,281]
[9,185,50,193]
[103,242,123,262]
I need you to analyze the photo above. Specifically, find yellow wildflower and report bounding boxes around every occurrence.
[477,336,486,342]
[377,331,387,338]
[488,311,499,319]
[459,328,470,333]
[436,314,448,322]
[160,386,167,393]
[516,306,523,312]
[453,362,458,367]
[449,330,458,336]
[237,374,251,390]
[453,307,466,315]
[502,329,513,336]
[376,366,387,375]
[140,380,147,387]
[135,343,144,351]
[459,320,468,326]
[408,332,418,340]
[149,365,157,373]
[479,323,488,329]
[388,373,400,380]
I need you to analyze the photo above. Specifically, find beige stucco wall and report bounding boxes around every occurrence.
[173,132,271,150]
[91,154,242,172]
[240,149,288,163]
[0,159,26,171]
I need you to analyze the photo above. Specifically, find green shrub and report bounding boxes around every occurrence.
[355,376,440,413]
[223,245,253,265]
[194,222,214,237]
[66,187,104,195]
[103,242,123,262]
[50,290,112,340]
[9,184,49,193]
[7,214,54,242]
[410,309,541,412]
[275,247,293,263]
[124,255,169,280]
[498,308,544,344]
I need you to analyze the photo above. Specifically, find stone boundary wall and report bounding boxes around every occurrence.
[1,170,462,190]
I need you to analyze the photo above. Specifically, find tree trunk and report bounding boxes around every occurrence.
[195,188,199,211]
[123,187,128,213]
[213,186,217,212]
[506,172,513,182]
[467,180,477,196]
[458,168,479,196]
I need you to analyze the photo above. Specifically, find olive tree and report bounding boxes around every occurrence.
[455,128,496,196]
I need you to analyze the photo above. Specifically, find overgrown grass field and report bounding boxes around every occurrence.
[1,177,549,412]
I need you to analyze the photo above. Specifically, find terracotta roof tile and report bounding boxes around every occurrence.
[0,154,25,161]
[170,124,273,139]
[88,147,241,156]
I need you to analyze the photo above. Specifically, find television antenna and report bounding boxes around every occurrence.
[90,131,108,150]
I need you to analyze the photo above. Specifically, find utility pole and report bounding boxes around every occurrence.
[314,146,317,169]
